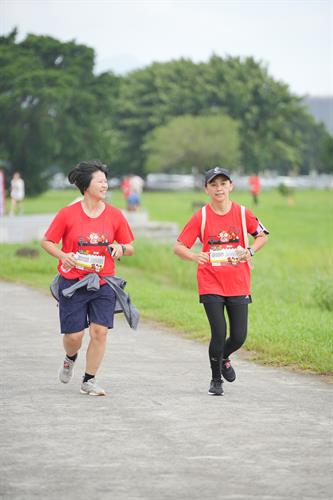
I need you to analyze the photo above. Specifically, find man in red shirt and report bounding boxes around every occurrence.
[249,173,261,205]
[41,160,135,396]
[174,167,269,395]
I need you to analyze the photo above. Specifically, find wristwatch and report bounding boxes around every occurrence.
[121,244,127,256]
[247,247,255,257]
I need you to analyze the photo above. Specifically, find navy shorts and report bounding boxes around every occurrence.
[58,276,116,334]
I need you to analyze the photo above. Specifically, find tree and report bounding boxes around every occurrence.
[114,55,330,175]
[143,114,240,173]
[0,30,119,194]
[319,134,333,174]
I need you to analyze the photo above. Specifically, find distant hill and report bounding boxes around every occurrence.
[303,96,333,135]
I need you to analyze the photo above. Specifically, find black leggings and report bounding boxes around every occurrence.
[203,302,248,379]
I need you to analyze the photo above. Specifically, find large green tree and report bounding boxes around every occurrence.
[143,114,240,173]
[0,30,119,194]
[114,55,330,175]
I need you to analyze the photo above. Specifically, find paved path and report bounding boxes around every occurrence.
[1,282,332,500]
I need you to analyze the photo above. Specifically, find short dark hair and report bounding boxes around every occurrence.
[68,160,108,195]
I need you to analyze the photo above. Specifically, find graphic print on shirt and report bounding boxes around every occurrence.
[208,225,245,267]
[74,232,110,272]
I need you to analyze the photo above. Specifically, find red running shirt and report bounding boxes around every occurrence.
[44,202,134,280]
[177,202,268,296]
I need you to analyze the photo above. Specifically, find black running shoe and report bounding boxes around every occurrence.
[222,358,236,382]
[208,378,224,396]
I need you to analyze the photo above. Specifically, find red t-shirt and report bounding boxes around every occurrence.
[177,202,268,296]
[249,175,261,194]
[44,201,134,280]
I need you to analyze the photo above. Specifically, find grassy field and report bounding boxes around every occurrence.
[1,188,332,376]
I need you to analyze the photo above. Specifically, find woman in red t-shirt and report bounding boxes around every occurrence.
[41,160,135,396]
[174,167,269,396]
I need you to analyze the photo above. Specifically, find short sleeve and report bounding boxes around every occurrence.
[44,208,67,244]
[114,211,135,244]
[177,211,201,248]
[245,208,269,236]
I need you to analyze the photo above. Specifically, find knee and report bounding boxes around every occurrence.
[232,332,247,350]
[65,332,83,347]
[90,324,108,343]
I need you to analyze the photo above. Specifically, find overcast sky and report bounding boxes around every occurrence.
[1,0,332,97]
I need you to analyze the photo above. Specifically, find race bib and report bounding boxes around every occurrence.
[210,246,244,266]
[74,252,105,272]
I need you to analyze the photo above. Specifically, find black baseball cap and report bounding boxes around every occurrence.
[205,167,232,185]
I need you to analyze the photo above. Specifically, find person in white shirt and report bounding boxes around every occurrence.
[127,174,144,211]
[10,172,25,215]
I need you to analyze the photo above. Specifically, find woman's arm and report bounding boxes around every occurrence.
[109,243,135,260]
[251,232,268,254]
[238,232,268,262]
[173,241,209,265]
[41,238,77,269]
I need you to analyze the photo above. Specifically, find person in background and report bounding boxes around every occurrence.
[41,160,135,396]
[127,173,144,211]
[248,172,261,205]
[120,175,131,207]
[10,172,25,215]
[174,167,269,396]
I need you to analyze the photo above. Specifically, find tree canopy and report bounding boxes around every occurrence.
[0,29,119,194]
[143,114,240,173]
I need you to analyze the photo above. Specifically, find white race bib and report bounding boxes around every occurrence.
[210,246,245,266]
[74,252,105,272]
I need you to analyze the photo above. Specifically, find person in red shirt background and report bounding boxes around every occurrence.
[249,172,261,205]
[174,167,268,396]
[41,160,134,396]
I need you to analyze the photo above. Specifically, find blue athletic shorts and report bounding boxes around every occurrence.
[127,193,140,205]
[58,276,116,334]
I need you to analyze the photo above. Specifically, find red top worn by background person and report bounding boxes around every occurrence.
[249,174,261,194]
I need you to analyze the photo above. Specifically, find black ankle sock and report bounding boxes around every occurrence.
[83,373,95,383]
[66,353,78,362]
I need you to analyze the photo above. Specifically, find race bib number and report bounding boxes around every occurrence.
[210,246,244,266]
[74,252,105,272]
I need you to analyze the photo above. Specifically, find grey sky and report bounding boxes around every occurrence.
[1,0,332,96]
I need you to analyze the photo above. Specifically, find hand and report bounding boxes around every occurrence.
[194,251,210,265]
[109,244,124,260]
[238,249,252,262]
[61,252,77,270]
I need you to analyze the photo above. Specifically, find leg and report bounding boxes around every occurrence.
[59,331,84,384]
[224,304,248,359]
[63,331,84,357]
[204,302,227,380]
[10,197,16,215]
[85,323,108,376]
[80,285,115,395]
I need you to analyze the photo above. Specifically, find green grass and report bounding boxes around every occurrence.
[1,188,333,376]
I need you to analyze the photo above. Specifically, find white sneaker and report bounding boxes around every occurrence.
[58,356,76,384]
[80,378,106,396]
